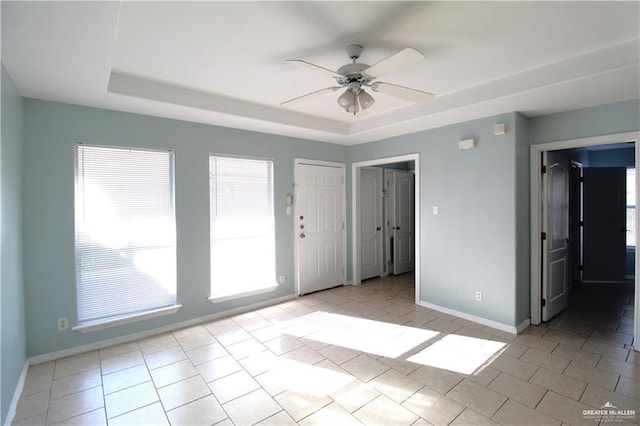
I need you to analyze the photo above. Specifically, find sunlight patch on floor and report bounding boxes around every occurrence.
[280,311,439,358]
[266,358,356,397]
[407,334,506,374]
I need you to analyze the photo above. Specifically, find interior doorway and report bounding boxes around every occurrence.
[352,154,420,304]
[530,131,639,352]
[359,166,415,280]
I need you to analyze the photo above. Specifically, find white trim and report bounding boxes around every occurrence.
[636,140,640,353]
[3,362,29,426]
[530,131,639,353]
[293,159,347,296]
[516,318,531,334]
[30,294,297,365]
[72,304,182,334]
[209,285,278,303]
[419,301,521,335]
[351,154,420,304]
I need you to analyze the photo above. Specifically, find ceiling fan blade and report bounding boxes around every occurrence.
[362,48,424,79]
[286,60,343,79]
[280,86,341,106]
[371,82,435,103]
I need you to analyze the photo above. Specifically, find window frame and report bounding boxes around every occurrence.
[627,167,636,248]
[208,154,278,303]
[73,143,181,333]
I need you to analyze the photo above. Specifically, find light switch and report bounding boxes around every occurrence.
[432,205,439,215]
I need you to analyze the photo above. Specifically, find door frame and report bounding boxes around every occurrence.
[294,158,347,296]
[530,131,639,352]
[352,153,420,304]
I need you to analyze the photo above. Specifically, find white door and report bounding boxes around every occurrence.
[542,151,570,321]
[361,167,383,280]
[295,161,345,295]
[393,171,415,275]
[583,167,627,281]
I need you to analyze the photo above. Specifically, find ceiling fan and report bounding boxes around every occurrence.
[281,44,435,115]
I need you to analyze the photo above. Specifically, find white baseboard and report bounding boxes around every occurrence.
[4,362,29,426]
[419,301,529,335]
[28,293,297,365]
[516,318,531,334]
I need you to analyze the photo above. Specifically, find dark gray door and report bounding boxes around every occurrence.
[583,167,627,281]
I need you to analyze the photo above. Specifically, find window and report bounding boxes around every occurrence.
[209,156,276,300]
[627,167,636,247]
[75,145,177,328]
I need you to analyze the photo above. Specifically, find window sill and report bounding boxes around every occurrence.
[209,285,278,304]
[72,304,182,334]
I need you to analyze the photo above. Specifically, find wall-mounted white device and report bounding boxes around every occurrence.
[494,123,507,135]
[286,194,293,215]
[458,138,476,150]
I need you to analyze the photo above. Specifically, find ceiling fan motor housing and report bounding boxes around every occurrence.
[336,63,371,87]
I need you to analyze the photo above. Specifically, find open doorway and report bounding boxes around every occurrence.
[352,154,420,304]
[531,131,640,352]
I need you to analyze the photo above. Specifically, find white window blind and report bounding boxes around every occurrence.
[209,156,276,299]
[75,145,177,324]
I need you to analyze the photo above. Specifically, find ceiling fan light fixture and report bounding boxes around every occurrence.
[338,89,360,115]
[358,89,375,110]
[284,45,431,115]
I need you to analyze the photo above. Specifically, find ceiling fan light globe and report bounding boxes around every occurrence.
[358,90,375,110]
[337,90,353,109]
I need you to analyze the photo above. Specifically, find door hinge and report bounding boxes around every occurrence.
[541,231,547,241]
[541,164,547,174]
[579,221,584,227]
[579,265,584,271]
[541,298,546,307]
[579,176,584,183]
[342,222,345,230]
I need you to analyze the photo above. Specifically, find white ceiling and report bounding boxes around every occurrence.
[2,1,639,145]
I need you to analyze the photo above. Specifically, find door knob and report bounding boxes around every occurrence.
[396,226,401,231]
[300,233,306,239]
[376,226,381,231]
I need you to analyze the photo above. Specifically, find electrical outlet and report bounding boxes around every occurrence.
[475,291,483,302]
[279,275,285,284]
[57,317,69,331]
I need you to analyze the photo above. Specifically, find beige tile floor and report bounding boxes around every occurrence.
[12,275,639,425]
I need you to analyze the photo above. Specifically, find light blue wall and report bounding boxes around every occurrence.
[530,100,640,145]
[349,113,523,327]
[1,66,26,424]
[18,96,640,358]
[22,99,347,357]
[589,147,635,167]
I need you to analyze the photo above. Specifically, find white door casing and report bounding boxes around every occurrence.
[530,131,639,354]
[361,167,383,280]
[295,160,346,295]
[351,154,420,305]
[542,151,570,321]
[393,170,415,275]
